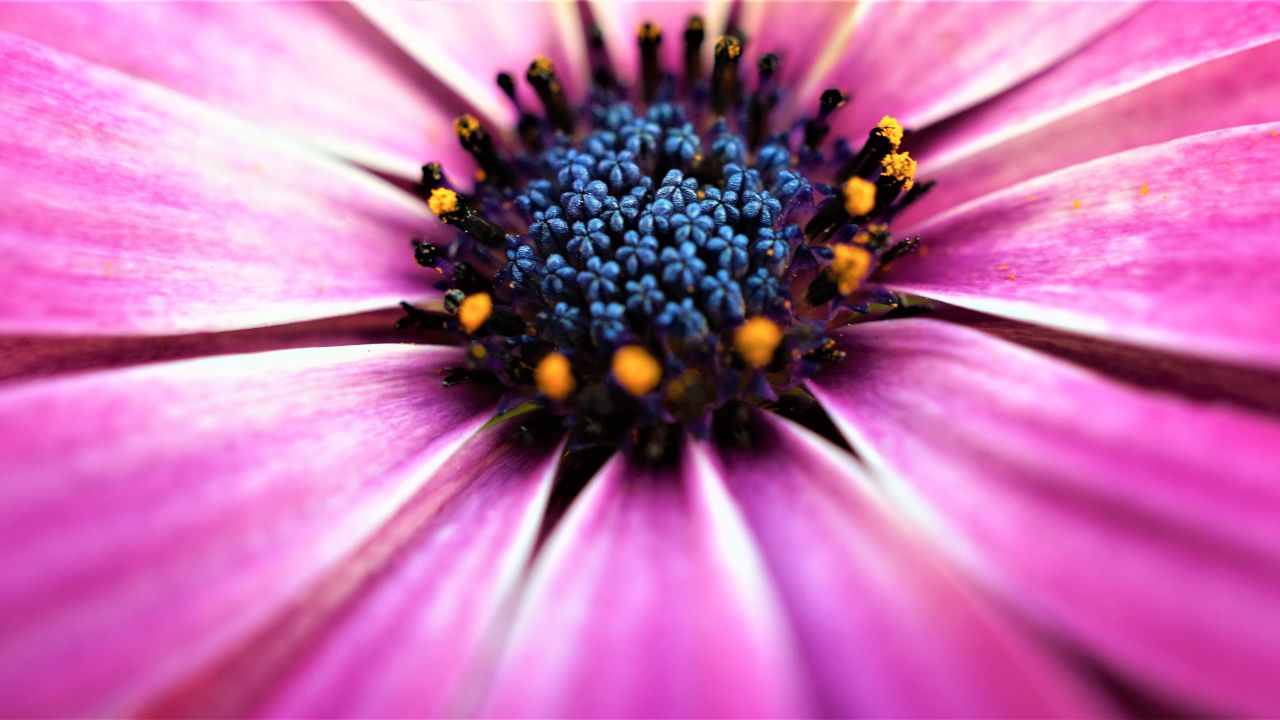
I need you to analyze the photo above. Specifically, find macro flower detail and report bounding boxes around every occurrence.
[2,2,1280,719]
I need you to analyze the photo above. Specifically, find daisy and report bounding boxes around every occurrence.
[1,1,1279,717]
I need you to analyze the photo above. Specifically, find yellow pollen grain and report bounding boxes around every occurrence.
[715,35,741,59]
[842,177,877,216]
[428,187,459,216]
[532,56,555,73]
[1271,131,1278,138]
[1139,184,1149,196]
[612,345,662,397]
[830,244,873,295]
[734,317,783,369]
[535,352,575,402]
[457,292,492,333]
[880,151,917,191]
[453,114,480,139]
[877,115,904,149]
[469,343,488,361]
[1072,199,1083,210]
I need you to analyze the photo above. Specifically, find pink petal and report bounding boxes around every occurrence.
[0,309,446,386]
[906,4,1280,223]
[810,318,1280,716]
[0,2,471,178]
[798,2,1137,137]
[0,34,438,336]
[480,444,813,717]
[150,424,560,717]
[715,411,1106,717]
[0,345,497,716]
[357,1,587,129]
[890,123,1280,369]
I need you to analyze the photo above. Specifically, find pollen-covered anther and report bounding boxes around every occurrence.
[842,177,877,217]
[734,317,783,369]
[830,244,873,295]
[457,292,493,333]
[612,345,663,397]
[427,187,459,217]
[527,56,574,134]
[535,351,576,401]
[881,151,917,191]
[877,115,904,149]
[454,114,480,140]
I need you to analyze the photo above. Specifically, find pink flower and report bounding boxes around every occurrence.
[2,1,1279,717]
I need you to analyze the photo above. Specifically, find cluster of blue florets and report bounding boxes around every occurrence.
[503,100,814,358]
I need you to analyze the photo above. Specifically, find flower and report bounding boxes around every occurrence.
[2,1,1280,717]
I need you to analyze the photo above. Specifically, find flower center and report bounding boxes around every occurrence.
[402,17,931,449]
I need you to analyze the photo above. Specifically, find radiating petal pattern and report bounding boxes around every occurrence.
[891,123,1280,368]
[0,2,471,177]
[0,345,497,717]
[480,444,812,717]
[714,412,1105,717]
[907,4,1280,222]
[148,423,560,718]
[357,0,587,129]
[810,319,1280,716]
[799,1,1138,137]
[0,33,438,336]
[0,309,443,386]
[919,3,1280,173]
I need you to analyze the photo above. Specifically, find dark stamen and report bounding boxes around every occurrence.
[638,22,663,104]
[452,261,494,295]
[395,301,449,331]
[412,239,440,268]
[836,122,897,182]
[454,115,517,188]
[879,235,920,266]
[496,72,543,152]
[711,35,741,115]
[527,57,575,134]
[746,53,779,149]
[588,25,617,91]
[803,88,846,150]
[804,196,849,240]
[805,271,839,306]
[883,179,936,223]
[683,16,705,92]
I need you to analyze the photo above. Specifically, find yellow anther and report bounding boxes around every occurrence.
[842,177,877,216]
[612,345,662,397]
[453,114,480,139]
[880,151,917,191]
[734,317,783,369]
[877,115,904,149]
[830,244,873,295]
[638,22,661,41]
[531,56,555,73]
[535,351,575,402]
[427,187,459,217]
[469,343,488,361]
[457,292,492,333]
[715,35,741,59]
